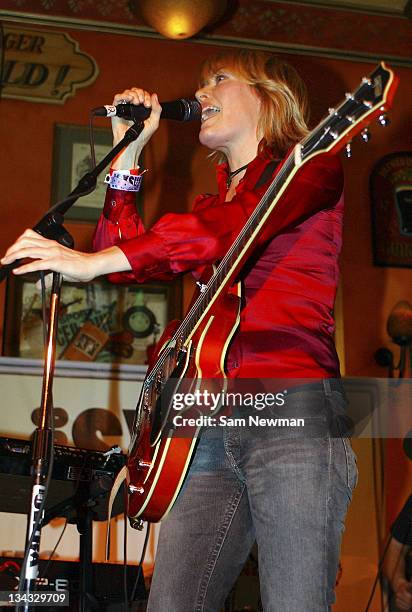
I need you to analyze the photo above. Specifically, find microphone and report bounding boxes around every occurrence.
[93,98,201,122]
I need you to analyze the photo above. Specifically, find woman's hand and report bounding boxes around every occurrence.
[394,578,412,611]
[111,88,162,169]
[1,229,131,282]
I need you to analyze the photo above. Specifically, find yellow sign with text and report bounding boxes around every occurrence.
[2,25,98,104]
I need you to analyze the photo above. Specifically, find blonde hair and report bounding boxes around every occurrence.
[199,49,309,160]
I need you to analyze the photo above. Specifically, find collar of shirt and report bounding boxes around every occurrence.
[215,147,279,202]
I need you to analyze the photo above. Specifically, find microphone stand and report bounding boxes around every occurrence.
[0,121,145,610]
[0,121,144,281]
[42,474,115,612]
[21,271,61,612]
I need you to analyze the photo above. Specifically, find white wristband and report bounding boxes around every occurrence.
[104,170,142,192]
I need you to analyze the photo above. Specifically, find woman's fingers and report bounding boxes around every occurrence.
[10,250,93,281]
[3,245,63,267]
[149,92,162,120]
[113,88,152,108]
[2,231,43,261]
[2,230,55,263]
[1,230,95,282]
[8,258,55,276]
[111,88,161,138]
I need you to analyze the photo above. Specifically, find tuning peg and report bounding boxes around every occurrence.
[361,128,371,142]
[345,142,352,158]
[378,113,390,126]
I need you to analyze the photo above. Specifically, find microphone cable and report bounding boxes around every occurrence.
[129,521,151,609]
[363,532,392,612]
[88,112,97,170]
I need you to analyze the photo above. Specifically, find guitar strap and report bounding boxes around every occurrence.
[254,159,280,190]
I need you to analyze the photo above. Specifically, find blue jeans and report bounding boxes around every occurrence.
[147,380,358,612]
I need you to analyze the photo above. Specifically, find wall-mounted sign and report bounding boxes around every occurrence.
[2,25,98,104]
[370,152,412,267]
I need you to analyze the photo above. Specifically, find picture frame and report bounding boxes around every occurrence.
[2,274,181,366]
[370,151,412,268]
[50,123,143,222]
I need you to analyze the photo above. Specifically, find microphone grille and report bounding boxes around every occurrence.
[182,98,201,121]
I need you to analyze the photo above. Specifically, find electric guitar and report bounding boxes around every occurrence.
[122,62,398,526]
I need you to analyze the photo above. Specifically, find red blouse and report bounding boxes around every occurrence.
[93,149,344,378]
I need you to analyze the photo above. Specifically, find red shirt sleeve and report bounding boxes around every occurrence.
[93,153,343,284]
[92,186,146,283]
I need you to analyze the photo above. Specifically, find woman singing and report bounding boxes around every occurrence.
[2,49,357,611]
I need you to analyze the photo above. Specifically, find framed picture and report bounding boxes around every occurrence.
[2,274,181,365]
[51,124,142,222]
[370,151,412,267]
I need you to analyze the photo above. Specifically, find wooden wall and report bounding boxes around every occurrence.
[0,9,411,611]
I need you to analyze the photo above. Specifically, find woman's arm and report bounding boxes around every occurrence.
[1,153,343,283]
[114,152,344,283]
[384,538,412,611]
[1,87,162,281]
[1,229,131,282]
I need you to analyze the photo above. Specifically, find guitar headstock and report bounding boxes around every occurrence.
[301,62,399,161]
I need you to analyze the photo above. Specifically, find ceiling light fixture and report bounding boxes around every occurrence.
[138,0,227,40]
